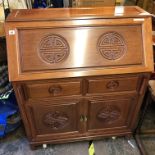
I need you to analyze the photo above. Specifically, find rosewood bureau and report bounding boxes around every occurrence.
[5,6,154,149]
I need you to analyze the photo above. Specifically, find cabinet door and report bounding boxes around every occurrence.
[25,99,81,141]
[87,94,137,134]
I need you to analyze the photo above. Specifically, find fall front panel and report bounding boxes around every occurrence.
[18,25,143,72]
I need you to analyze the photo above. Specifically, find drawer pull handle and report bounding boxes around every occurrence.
[48,85,62,96]
[106,80,119,90]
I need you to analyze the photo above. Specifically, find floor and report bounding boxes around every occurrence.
[0,126,141,155]
[1,128,155,155]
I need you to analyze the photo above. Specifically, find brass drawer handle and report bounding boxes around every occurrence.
[48,85,62,96]
[106,80,119,90]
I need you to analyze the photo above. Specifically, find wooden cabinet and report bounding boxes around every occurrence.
[5,6,154,148]
[14,74,143,143]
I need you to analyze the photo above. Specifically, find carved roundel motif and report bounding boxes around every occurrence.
[43,111,69,130]
[97,105,121,124]
[38,34,69,64]
[97,32,127,60]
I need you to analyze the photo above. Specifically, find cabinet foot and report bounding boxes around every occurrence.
[43,144,47,149]
[125,134,132,139]
[30,144,36,150]
[112,136,116,140]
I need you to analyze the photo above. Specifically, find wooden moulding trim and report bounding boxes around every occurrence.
[9,68,152,82]
[6,6,151,22]
[30,131,132,144]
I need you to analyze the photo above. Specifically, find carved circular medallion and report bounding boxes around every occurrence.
[97,105,121,124]
[43,111,69,130]
[97,32,127,60]
[39,34,69,64]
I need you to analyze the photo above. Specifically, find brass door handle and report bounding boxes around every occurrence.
[84,116,87,122]
[80,115,84,122]
[80,115,87,122]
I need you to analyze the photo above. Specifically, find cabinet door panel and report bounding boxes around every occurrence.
[88,95,137,132]
[26,100,80,140]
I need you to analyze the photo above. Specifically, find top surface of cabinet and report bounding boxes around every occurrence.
[5,6,154,81]
[6,6,150,21]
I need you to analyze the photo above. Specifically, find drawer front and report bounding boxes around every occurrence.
[24,80,81,99]
[87,75,139,94]
[18,24,144,73]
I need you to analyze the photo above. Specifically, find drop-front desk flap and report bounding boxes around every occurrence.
[5,6,154,81]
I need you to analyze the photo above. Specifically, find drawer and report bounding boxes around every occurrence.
[23,80,82,99]
[87,75,140,94]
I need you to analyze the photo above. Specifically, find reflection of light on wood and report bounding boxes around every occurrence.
[73,29,88,67]
[114,6,124,16]
[73,71,85,77]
